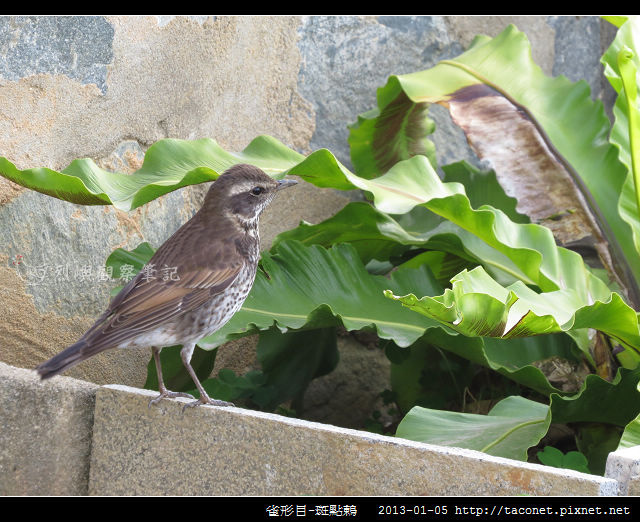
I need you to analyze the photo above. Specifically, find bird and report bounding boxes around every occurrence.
[36,163,298,409]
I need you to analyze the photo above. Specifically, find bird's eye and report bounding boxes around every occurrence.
[251,186,264,196]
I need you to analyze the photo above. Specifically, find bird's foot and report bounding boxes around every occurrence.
[181,396,234,412]
[148,390,195,408]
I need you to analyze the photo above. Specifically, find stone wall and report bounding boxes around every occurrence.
[0,363,626,496]
[0,16,616,427]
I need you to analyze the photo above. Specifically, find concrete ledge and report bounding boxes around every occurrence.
[606,446,640,496]
[89,384,618,496]
[0,365,626,496]
[0,362,98,495]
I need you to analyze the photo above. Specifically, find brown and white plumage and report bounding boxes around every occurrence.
[36,164,297,408]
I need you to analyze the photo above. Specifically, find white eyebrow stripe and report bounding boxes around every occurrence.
[227,181,259,197]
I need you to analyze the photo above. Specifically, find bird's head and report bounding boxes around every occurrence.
[202,164,297,224]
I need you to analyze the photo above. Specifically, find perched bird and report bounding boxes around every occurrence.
[36,164,297,409]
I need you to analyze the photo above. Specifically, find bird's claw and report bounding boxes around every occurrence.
[148,390,195,408]
[181,397,234,412]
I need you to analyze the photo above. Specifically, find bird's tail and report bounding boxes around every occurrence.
[36,339,106,380]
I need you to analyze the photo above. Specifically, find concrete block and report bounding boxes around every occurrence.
[628,475,640,496]
[0,362,97,495]
[606,445,640,496]
[89,384,617,496]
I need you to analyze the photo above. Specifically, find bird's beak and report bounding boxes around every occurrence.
[276,178,298,191]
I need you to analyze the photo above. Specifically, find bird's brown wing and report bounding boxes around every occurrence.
[111,264,241,327]
[79,208,248,349]
[82,261,243,349]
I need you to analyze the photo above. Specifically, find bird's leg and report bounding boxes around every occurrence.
[180,343,234,411]
[148,346,195,408]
